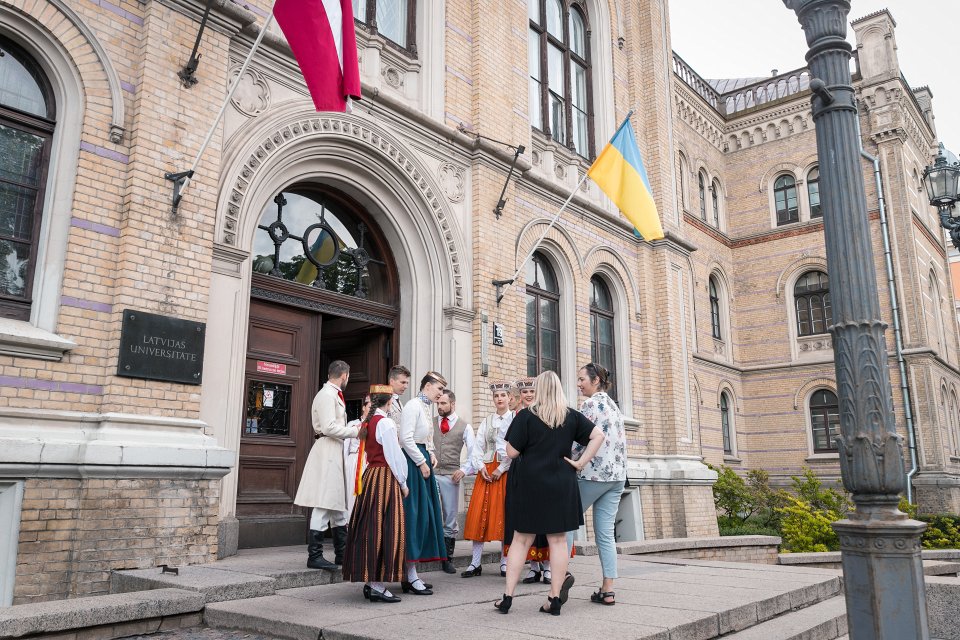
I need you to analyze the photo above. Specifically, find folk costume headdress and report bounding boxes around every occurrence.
[514,377,535,390]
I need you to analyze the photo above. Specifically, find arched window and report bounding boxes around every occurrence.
[720,391,732,455]
[529,0,593,157]
[678,152,688,209]
[698,171,707,220]
[952,391,960,457]
[774,174,799,225]
[794,271,832,337]
[252,188,396,304]
[809,389,840,453]
[354,0,417,50]
[0,37,55,321]
[526,252,560,375]
[589,275,617,401]
[709,276,722,340]
[807,167,821,218]
[711,179,721,227]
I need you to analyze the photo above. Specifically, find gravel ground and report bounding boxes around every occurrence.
[121,628,284,640]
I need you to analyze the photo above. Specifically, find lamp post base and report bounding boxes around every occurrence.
[834,516,929,640]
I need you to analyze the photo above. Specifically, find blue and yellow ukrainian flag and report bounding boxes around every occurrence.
[587,115,665,241]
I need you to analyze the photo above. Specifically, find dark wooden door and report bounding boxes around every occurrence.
[320,318,392,422]
[237,299,320,548]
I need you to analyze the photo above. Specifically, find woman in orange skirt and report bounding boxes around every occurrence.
[461,381,514,577]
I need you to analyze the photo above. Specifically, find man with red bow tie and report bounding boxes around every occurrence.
[432,389,477,574]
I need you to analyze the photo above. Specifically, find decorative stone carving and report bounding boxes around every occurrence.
[229,66,271,117]
[438,162,465,203]
[555,164,566,180]
[224,116,466,307]
[383,66,404,89]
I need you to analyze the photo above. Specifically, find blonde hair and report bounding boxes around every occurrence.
[531,371,568,428]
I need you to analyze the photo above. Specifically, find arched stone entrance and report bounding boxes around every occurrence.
[202,108,473,554]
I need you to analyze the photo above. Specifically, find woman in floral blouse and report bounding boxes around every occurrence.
[569,363,627,606]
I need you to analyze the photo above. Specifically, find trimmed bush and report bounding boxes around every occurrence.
[778,495,841,552]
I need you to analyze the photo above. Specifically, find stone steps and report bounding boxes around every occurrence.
[719,596,847,640]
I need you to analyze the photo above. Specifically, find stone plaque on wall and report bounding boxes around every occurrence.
[117,309,205,385]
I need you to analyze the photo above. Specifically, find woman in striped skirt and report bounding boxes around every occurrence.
[342,385,409,603]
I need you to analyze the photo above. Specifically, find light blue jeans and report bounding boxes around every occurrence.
[567,479,624,579]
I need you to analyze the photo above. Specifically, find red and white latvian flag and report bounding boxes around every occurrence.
[273,0,361,112]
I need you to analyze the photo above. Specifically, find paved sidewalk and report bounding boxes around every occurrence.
[201,555,846,640]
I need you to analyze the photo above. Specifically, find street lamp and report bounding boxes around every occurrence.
[783,1,930,638]
[922,144,960,250]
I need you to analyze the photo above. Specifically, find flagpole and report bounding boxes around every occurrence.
[168,10,275,210]
[494,110,635,303]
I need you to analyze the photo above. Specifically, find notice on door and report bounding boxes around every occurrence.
[256,361,287,376]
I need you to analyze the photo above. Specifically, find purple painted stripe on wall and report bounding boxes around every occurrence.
[0,375,103,395]
[232,0,269,18]
[93,0,143,25]
[446,21,472,42]
[120,81,136,94]
[80,141,129,164]
[61,296,112,313]
[71,216,121,237]
[445,67,473,86]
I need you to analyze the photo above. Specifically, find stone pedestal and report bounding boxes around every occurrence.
[834,516,930,639]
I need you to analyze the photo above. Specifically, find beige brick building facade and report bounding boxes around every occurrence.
[0,0,955,605]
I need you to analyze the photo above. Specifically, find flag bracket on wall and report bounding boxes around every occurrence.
[178,0,214,88]
[492,279,515,305]
[457,124,525,219]
[165,170,195,214]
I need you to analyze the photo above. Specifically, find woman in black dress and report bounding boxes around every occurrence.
[495,371,604,616]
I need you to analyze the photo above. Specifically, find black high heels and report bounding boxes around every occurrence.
[494,594,513,613]
[522,570,542,584]
[401,580,433,595]
[539,596,562,616]
[460,564,482,578]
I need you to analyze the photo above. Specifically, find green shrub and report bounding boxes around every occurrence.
[791,468,853,517]
[718,521,781,538]
[918,514,960,549]
[778,495,840,552]
[708,464,788,530]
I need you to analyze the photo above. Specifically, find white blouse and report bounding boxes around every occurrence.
[399,397,434,466]
[373,409,408,491]
[472,410,514,474]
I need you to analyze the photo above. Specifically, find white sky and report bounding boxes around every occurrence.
[669,0,960,158]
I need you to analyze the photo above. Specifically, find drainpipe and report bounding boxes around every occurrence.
[856,112,919,504]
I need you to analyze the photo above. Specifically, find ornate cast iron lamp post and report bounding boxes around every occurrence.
[922,144,960,250]
[782,1,930,638]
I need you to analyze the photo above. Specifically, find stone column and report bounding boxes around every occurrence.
[782,1,930,638]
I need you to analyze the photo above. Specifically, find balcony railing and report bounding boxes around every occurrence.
[721,69,811,116]
[673,52,719,110]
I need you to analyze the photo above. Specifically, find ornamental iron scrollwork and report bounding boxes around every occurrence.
[253,192,386,301]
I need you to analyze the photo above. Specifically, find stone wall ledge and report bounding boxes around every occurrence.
[0,409,236,475]
[0,588,203,638]
[778,549,960,565]
[575,535,782,556]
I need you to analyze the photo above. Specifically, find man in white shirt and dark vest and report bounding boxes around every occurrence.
[432,389,477,574]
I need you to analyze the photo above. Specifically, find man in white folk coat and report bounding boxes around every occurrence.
[294,360,359,569]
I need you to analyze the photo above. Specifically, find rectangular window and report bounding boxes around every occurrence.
[529,30,542,130]
[376,0,408,48]
[571,63,588,155]
[353,0,366,21]
[246,381,293,436]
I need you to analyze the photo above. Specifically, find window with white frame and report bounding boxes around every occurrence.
[808,167,821,218]
[720,391,733,456]
[711,179,721,227]
[528,0,593,157]
[354,0,417,51]
[794,271,832,337]
[709,275,722,340]
[678,152,688,209]
[809,389,840,453]
[526,252,561,376]
[0,36,55,321]
[698,170,707,220]
[774,174,799,225]
[589,275,617,402]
